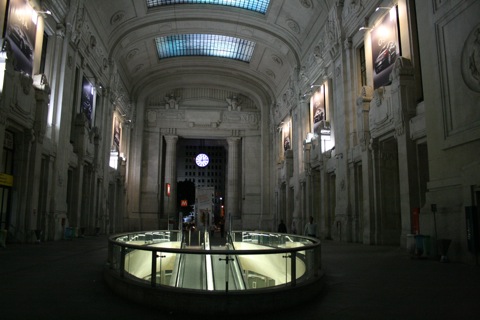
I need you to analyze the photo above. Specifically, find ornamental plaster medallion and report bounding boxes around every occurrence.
[344,0,364,19]
[299,0,313,9]
[134,64,144,73]
[126,49,139,61]
[286,19,300,34]
[265,69,276,79]
[110,11,125,25]
[461,26,480,92]
[271,54,283,66]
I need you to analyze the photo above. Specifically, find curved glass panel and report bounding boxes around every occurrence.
[155,34,255,62]
[146,0,270,14]
[107,230,321,292]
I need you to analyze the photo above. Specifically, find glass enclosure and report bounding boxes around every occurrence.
[107,230,321,292]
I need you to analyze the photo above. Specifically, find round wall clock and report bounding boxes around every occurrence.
[195,153,209,167]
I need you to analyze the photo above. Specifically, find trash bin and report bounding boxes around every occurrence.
[414,234,425,256]
[65,227,74,240]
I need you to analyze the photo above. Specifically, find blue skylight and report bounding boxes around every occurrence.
[146,0,270,14]
[155,34,256,62]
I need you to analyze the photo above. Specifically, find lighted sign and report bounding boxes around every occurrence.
[311,85,328,136]
[81,76,94,125]
[166,183,171,197]
[371,7,401,89]
[5,0,37,75]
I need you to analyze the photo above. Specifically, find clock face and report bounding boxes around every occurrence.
[195,153,209,167]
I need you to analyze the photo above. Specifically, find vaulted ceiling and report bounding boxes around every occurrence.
[77,0,333,110]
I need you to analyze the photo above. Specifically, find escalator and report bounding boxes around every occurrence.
[173,231,246,291]
[176,253,207,289]
[210,244,246,291]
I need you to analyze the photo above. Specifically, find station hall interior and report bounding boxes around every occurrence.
[0,0,479,266]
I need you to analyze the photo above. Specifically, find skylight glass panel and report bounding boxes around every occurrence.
[155,34,255,62]
[146,0,270,14]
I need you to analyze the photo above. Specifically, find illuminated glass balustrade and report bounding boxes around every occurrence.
[105,230,322,314]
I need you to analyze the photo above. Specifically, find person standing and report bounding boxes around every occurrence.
[304,216,317,238]
[219,218,225,238]
[210,223,215,238]
[278,220,287,233]
[291,220,297,234]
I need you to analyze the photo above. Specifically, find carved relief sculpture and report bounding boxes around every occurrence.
[462,26,480,92]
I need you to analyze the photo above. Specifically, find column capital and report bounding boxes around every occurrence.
[164,135,178,143]
[226,137,241,145]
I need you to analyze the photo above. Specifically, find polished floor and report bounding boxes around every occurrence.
[1,233,479,320]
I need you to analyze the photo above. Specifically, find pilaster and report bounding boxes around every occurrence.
[226,137,241,231]
[164,135,178,225]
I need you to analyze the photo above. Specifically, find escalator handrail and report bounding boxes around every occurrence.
[109,231,320,256]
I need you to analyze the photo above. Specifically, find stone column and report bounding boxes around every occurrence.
[369,140,380,244]
[304,144,312,222]
[163,135,178,227]
[357,86,375,244]
[17,130,34,241]
[49,23,76,240]
[26,90,50,239]
[390,57,419,246]
[226,137,241,226]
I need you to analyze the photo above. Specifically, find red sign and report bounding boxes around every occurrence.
[166,183,171,197]
[180,200,188,207]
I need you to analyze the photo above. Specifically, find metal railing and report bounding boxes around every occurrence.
[107,230,321,292]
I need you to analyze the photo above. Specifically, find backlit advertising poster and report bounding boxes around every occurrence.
[5,0,37,75]
[113,117,121,151]
[371,7,401,89]
[311,85,325,137]
[196,187,214,231]
[283,124,291,151]
[81,76,94,126]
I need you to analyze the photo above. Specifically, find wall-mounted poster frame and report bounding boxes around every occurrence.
[372,6,401,89]
[113,116,121,151]
[4,0,37,76]
[81,76,94,126]
[311,84,326,137]
[283,121,291,151]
